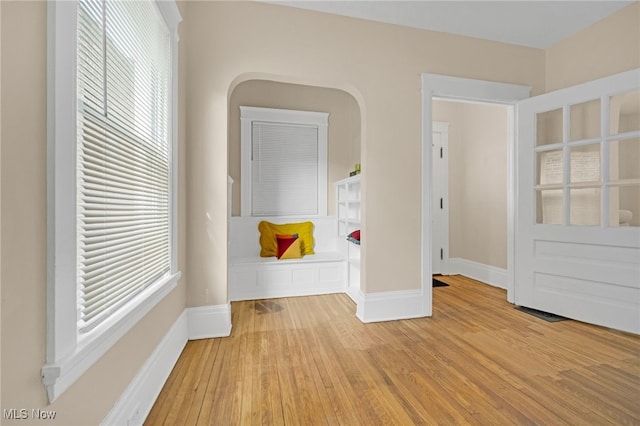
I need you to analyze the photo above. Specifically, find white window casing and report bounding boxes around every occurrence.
[44,0,182,403]
[240,106,329,217]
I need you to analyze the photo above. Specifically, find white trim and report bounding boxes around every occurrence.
[421,84,434,318]
[356,289,425,323]
[432,121,450,275]
[421,73,531,318]
[448,258,508,289]
[346,287,363,305]
[155,0,182,30]
[423,74,531,104]
[101,311,188,426]
[506,106,516,303]
[240,106,329,217]
[47,0,78,367]
[240,106,329,125]
[186,304,233,340]
[101,304,232,425]
[42,273,181,403]
[44,0,182,403]
[167,1,182,274]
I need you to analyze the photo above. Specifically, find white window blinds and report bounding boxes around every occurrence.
[251,122,320,216]
[240,107,329,217]
[77,0,171,333]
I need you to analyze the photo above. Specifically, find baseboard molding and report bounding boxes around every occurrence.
[345,286,363,305]
[356,289,426,323]
[102,311,189,426]
[186,304,233,340]
[448,258,507,289]
[102,303,232,425]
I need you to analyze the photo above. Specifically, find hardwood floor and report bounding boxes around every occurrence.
[145,275,640,425]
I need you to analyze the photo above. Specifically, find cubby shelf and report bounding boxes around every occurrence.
[335,175,361,302]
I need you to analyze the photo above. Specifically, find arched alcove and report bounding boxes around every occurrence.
[228,79,362,216]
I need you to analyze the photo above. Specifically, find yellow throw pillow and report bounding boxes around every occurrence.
[258,221,315,257]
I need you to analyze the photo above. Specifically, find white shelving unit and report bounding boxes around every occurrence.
[335,175,361,302]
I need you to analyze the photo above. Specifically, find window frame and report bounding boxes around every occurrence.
[533,91,640,227]
[43,0,181,403]
[239,106,329,217]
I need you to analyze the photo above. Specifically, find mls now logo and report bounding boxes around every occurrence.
[4,408,57,420]
[32,409,57,420]
[3,409,28,420]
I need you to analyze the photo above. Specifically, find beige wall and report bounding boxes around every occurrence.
[544,2,640,227]
[433,101,509,269]
[186,0,545,305]
[228,80,361,216]
[0,1,188,424]
[545,2,640,91]
[1,0,637,424]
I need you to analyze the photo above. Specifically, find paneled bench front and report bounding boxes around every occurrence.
[228,216,347,301]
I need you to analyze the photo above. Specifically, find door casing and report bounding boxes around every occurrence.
[421,73,531,316]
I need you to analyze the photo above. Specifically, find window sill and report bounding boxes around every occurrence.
[42,271,181,403]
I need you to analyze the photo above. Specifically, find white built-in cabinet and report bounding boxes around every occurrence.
[335,175,361,302]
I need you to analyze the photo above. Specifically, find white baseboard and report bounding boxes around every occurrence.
[187,304,233,340]
[345,286,362,305]
[448,258,507,289]
[356,289,426,323]
[102,311,189,426]
[102,303,232,425]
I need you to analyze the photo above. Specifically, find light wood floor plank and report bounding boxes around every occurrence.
[143,341,194,425]
[146,275,640,425]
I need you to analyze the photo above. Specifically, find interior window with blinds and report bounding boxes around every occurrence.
[252,122,320,216]
[77,0,171,333]
[240,106,329,217]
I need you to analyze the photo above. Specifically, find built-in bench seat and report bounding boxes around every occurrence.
[231,251,345,266]
[228,216,346,301]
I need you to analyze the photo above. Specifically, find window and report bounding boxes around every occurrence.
[535,89,640,227]
[43,0,181,402]
[240,107,329,217]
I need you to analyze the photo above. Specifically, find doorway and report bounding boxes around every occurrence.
[420,73,531,316]
[432,100,511,283]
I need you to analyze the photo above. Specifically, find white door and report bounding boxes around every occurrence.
[432,122,449,275]
[516,69,640,334]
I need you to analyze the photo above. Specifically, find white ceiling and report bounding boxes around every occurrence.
[267,1,634,49]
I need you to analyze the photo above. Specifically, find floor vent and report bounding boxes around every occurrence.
[516,306,567,322]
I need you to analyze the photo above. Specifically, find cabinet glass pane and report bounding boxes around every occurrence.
[537,189,563,224]
[570,99,600,141]
[537,150,563,185]
[570,144,600,184]
[610,89,640,135]
[609,138,640,181]
[570,188,600,226]
[614,185,640,227]
[536,108,563,146]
